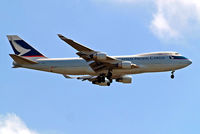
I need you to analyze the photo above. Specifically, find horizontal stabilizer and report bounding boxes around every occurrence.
[9,54,38,65]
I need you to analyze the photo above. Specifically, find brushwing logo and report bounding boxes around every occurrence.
[11,40,31,56]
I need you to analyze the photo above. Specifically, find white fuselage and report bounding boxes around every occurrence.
[18,52,192,77]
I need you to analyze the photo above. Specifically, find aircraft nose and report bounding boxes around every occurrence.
[186,59,192,66]
[188,59,192,65]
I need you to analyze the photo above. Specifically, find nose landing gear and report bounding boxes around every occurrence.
[171,71,175,79]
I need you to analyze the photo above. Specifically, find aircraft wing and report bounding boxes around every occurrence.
[63,74,132,86]
[63,74,97,81]
[58,34,138,72]
[58,34,94,53]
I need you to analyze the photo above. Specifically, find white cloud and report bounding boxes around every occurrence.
[0,113,38,134]
[93,0,200,41]
[150,0,200,40]
[150,13,179,39]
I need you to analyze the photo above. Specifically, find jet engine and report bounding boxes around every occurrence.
[118,61,132,69]
[116,75,132,83]
[91,52,107,60]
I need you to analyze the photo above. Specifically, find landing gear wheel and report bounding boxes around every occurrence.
[171,71,175,79]
[98,74,106,83]
[107,82,111,86]
[92,81,96,84]
[97,77,101,83]
[101,76,105,82]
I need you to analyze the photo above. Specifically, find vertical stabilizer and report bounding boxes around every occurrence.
[7,35,46,58]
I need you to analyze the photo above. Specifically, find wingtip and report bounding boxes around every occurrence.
[57,34,67,40]
[57,34,63,37]
[57,34,72,42]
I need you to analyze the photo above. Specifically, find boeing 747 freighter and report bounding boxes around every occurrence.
[7,34,192,86]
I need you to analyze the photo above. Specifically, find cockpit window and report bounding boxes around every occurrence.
[169,56,187,59]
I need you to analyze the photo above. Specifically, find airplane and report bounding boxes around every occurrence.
[7,34,192,86]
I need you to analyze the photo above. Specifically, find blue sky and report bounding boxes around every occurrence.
[0,0,200,134]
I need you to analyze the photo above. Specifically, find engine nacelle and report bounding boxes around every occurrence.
[116,75,132,84]
[92,78,110,86]
[92,53,107,60]
[118,61,132,69]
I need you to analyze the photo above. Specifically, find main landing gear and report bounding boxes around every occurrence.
[97,71,113,84]
[171,71,175,79]
[97,74,106,83]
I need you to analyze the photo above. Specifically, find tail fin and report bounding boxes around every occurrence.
[7,35,45,58]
